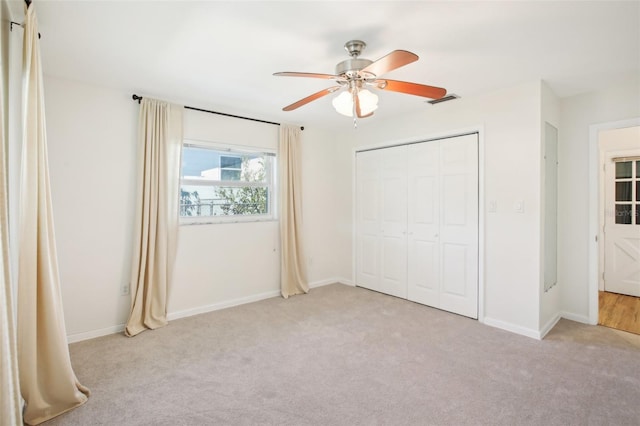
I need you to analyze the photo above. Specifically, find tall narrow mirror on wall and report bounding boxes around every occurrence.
[544,123,558,291]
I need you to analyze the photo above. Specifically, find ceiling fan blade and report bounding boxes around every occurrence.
[378,79,447,99]
[361,50,418,77]
[274,72,342,80]
[282,86,342,111]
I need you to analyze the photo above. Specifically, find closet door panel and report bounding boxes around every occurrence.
[407,142,440,306]
[439,134,478,319]
[356,149,381,292]
[380,145,408,298]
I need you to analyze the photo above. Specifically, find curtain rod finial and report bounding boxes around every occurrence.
[132,94,142,104]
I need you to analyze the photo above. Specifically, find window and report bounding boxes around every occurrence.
[180,141,275,223]
[613,159,640,225]
[220,155,242,181]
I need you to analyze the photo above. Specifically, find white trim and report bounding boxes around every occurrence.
[483,317,542,340]
[338,278,355,287]
[477,127,486,323]
[588,117,640,325]
[539,313,562,339]
[351,145,357,294]
[353,126,483,154]
[67,281,356,343]
[167,289,280,322]
[183,138,277,155]
[309,278,353,288]
[560,311,590,324]
[67,324,125,344]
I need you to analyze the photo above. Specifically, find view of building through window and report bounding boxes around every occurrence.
[180,143,274,220]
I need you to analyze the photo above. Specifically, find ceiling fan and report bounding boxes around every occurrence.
[274,40,447,119]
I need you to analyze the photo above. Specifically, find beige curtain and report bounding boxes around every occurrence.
[279,125,308,298]
[18,4,90,425]
[0,4,22,423]
[125,98,183,337]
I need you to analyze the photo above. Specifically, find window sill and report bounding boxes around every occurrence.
[179,216,278,226]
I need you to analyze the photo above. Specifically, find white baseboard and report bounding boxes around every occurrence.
[167,289,281,322]
[539,313,562,339]
[67,324,125,344]
[67,290,281,344]
[68,279,355,344]
[309,278,354,288]
[482,317,542,340]
[560,311,591,325]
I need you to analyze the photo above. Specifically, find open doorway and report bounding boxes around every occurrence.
[596,125,640,334]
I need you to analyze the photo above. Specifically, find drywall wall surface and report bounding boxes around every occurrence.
[183,107,278,150]
[558,75,640,321]
[43,76,344,339]
[170,108,281,314]
[7,5,21,303]
[539,80,561,333]
[347,80,543,335]
[171,220,280,313]
[299,126,353,285]
[44,76,137,336]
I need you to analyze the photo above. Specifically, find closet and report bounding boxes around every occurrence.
[355,133,479,318]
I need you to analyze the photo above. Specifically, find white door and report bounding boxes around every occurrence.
[380,146,408,298]
[356,149,382,293]
[407,141,440,307]
[407,135,478,318]
[437,135,478,318]
[356,135,478,318]
[604,156,640,297]
[356,146,407,298]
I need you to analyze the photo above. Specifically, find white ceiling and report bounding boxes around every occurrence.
[14,0,640,127]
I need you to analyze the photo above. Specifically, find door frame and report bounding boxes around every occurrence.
[351,126,485,322]
[588,117,640,324]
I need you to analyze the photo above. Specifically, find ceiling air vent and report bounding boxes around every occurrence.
[427,94,460,105]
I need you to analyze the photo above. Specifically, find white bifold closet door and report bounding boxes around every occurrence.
[356,145,408,299]
[356,134,478,318]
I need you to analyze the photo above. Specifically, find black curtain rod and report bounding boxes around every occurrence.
[132,95,303,131]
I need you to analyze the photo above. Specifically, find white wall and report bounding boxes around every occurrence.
[6,1,21,302]
[45,76,138,339]
[43,76,348,341]
[539,81,561,334]
[169,109,281,317]
[44,73,638,341]
[343,80,544,337]
[300,126,353,285]
[558,75,640,323]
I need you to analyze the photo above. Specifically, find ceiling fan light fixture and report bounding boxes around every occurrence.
[332,89,378,117]
[358,89,379,115]
[332,91,353,117]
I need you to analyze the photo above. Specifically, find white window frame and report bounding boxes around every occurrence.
[219,154,242,181]
[612,157,640,225]
[180,140,277,225]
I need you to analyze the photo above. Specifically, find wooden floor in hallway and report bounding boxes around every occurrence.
[599,291,640,335]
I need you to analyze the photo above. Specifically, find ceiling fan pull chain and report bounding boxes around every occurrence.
[352,88,358,128]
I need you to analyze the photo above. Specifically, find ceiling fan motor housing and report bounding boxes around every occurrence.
[337,40,375,78]
[335,58,374,78]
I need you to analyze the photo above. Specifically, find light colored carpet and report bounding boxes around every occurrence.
[46,284,640,425]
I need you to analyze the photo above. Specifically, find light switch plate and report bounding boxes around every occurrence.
[514,200,525,213]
